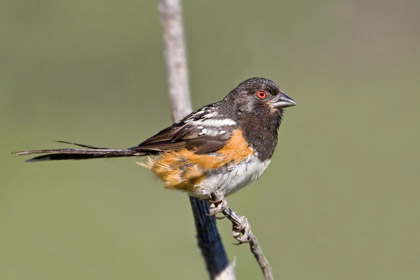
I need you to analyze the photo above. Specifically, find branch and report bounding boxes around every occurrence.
[157,0,234,279]
[158,1,273,279]
[222,207,274,280]
[158,0,191,122]
[208,191,273,279]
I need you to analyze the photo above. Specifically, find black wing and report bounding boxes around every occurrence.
[132,105,234,154]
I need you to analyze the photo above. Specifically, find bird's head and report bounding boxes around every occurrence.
[225,77,296,119]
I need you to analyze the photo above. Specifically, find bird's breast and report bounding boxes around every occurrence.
[141,129,270,197]
[196,155,271,198]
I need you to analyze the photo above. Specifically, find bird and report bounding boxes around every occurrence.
[13,77,296,241]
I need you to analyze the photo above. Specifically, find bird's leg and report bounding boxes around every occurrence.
[207,190,228,219]
[207,191,253,244]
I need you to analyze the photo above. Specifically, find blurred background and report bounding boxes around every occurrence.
[1,0,419,279]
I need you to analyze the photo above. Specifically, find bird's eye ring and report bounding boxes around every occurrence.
[257,91,266,99]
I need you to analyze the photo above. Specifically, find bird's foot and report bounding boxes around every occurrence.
[232,216,252,245]
[207,190,228,219]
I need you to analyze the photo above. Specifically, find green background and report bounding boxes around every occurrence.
[1,0,419,279]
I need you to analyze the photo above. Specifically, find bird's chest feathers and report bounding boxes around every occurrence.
[199,156,271,197]
[143,129,268,197]
[241,125,279,161]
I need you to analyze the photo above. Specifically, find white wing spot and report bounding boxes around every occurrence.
[200,119,236,127]
[186,118,236,127]
[203,112,218,118]
[198,127,227,137]
[206,129,222,137]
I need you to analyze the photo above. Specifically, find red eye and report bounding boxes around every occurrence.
[257,91,266,99]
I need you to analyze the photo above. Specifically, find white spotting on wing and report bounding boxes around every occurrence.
[190,109,218,119]
[206,129,225,137]
[193,118,237,127]
[202,111,218,118]
[198,128,226,137]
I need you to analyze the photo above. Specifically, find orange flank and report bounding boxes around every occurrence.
[140,129,253,192]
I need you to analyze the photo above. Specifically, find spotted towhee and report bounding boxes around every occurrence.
[14,77,296,201]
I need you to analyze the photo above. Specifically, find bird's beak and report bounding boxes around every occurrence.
[272,92,296,108]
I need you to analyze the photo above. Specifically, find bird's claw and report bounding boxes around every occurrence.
[207,191,228,219]
[232,216,251,245]
[207,191,251,244]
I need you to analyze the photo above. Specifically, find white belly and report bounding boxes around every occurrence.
[195,156,271,197]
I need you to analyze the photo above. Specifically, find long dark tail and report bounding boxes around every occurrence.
[12,141,147,162]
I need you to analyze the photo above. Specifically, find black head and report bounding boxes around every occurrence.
[221,77,296,161]
[225,77,296,117]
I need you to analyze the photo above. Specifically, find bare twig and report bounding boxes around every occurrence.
[158,0,192,122]
[222,207,274,280]
[210,191,274,280]
[157,0,234,279]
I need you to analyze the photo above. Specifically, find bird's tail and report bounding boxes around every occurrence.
[12,141,146,162]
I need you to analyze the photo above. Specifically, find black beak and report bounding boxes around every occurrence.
[272,92,296,108]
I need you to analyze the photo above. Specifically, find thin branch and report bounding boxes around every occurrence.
[209,191,274,280]
[158,0,192,122]
[222,207,274,280]
[157,0,234,279]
